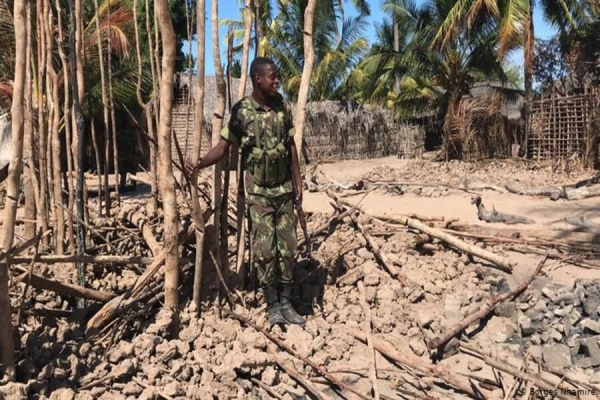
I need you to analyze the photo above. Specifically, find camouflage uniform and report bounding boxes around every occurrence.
[221,94,297,287]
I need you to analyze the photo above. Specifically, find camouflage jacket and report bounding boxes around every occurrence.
[221,93,295,198]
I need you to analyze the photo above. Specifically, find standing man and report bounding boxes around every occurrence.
[186,57,305,327]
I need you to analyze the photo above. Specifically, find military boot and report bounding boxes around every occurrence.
[264,285,286,327]
[280,284,305,325]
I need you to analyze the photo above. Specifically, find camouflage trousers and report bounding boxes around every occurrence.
[247,193,297,287]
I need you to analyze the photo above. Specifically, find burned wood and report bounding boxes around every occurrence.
[505,182,565,200]
[221,307,370,400]
[471,196,535,225]
[271,353,330,400]
[350,330,487,399]
[429,255,547,354]
[13,266,115,302]
[330,192,515,273]
[460,342,575,400]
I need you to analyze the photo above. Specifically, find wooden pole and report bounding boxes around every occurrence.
[0,0,27,379]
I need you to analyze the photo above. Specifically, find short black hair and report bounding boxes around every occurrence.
[250,57,276,82]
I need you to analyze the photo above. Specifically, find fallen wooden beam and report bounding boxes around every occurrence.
[429,255,547,353]
[329,192,515,273]
[120,206,161,256]
[6,255,154,265]
[13,267,115,302]
[505,182,565,200]
[349,330,487,399]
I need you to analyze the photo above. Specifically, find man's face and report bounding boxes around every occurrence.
[256,64,280,98]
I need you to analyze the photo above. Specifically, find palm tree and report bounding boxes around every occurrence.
[262,0,369,101]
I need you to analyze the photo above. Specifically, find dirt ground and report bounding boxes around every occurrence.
[3,155,600,400]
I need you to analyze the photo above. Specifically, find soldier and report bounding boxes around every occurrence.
[186,57,305,327]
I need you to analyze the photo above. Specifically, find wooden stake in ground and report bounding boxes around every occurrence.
[191,0,207,314]
[0,0,27,380]
[429,255,548,354]
[155,0,180,335]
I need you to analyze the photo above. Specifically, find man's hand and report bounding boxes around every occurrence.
[185,158,200,176]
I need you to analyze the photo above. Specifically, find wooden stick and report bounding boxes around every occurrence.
[330,193,514,273]
[7,255,154,265]
[460,342,574,400]
[250,377,284,400]
[357,281,380,400]
[349,330,486,399]
[526,354,600,393]
[429,255,547,352]
[13,266,115,302]
[271,353,330,400]
[0,230,51,263]
[121,206,161,256]
[221,308,369,400]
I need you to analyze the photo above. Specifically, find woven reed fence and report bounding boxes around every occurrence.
[302,101,423,160]
[171,98,425,162]
[529,88,599,164]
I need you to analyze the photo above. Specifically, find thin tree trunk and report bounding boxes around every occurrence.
[146,0,159,205]
[192,0,207,314]
[237,0,252,101]
[220,23,233,271]
[90,120,102,211]
[236,0,252,284]
[393,23,400,94]
[36,0,50,248]
[107,1,120,203]
[55,0,75,252]
[0,0,27,380]
[294,0,317,152]
[211,0,227,290]
[23,0,36,241]
[68,0,87,306]
[523,0,534,157]
[46,0,65,255]
[254,0,260,57]
[92,0,112,217]
[133,0,157,212]
[155,0,180,334]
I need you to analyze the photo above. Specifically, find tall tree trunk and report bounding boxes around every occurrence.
[220,23,233,270]
[0,0,26,381]
[253,0,260,57]
[393,23,400,94]
[107,1,120,203]
[55,0,76,252]
[236,0,253,284]
[238,0,252,101]
[23,0,36,241]
[36,0,50,247]
[92,0,112,216]
[211,0,227,290]
[68,0,87,306]
[133,0,157,212]
[523,0,534,157]
[46,0,65,254]
[294,0,317,152]
[146,0,159,204]
[155,0,180,333]
[192,0,207,314]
